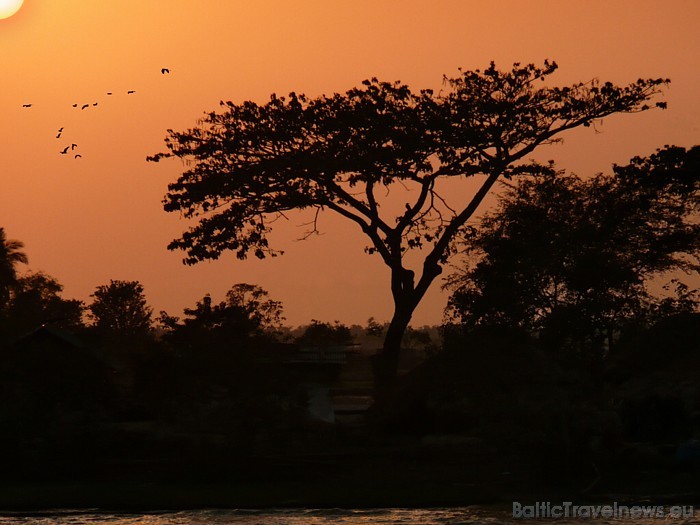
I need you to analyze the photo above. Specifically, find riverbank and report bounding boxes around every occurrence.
[2,446,699,511]
[2,480,699,513]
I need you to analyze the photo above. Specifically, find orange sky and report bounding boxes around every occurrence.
[1,0,699,326]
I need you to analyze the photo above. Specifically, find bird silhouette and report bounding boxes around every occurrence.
[107,92,112,95]
[56,132,62,139]
[74,154,82,159]
[71,143,78,150]
[58,127,64,132]
[92,102,98,107]
[81,104,89,110]
[161,68,170,74]
[72,103,78,108]
[60,146,69,154]
[127,90,135,94]
[22,104,32,108]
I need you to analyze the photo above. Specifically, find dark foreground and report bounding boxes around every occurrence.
[2,443,700,511]
[2,320,699,512]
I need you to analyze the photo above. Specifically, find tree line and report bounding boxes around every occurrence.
[0,245,435,350]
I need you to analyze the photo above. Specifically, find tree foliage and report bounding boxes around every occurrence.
[159,283,284,345]
[295,319,353,348]
[89,280,153,337]
[9,272,84,330]
[445,145,700,355]
[150,62,667,265]
[0,271,84,339]
[0,228,28,309]
[365,317,385,338]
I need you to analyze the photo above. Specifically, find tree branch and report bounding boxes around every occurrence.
[323,200,393,266]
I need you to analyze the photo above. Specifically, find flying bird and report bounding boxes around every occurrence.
[60,146,69,154]
[81,104,89,110]
[161,68,170,74]
[22,104,32,108]
[107,92,113,95]
[74,154,82,159]
[93,102,98,106]
[72,104,78,108]
[56,131,62,139]
[71,143,78,150]
[127,90,135,94]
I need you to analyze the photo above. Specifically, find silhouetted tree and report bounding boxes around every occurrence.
[155,285,305,444]
[159,283,284,346]
[148,61,668,383]
[3,272,84,335]
[446,145,699,361]
[295,319,353,348]
[0,228,28,309]
[224,282,285,333]
[365,317,385,338]
[89,280,153,337]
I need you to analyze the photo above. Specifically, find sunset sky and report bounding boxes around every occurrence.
[1,1,699,327]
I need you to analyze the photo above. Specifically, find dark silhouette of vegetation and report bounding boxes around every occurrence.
[148,61,669,384]
[365,316,385,338]
[89,279,153,338]
[295,319,353,348]
[0,228,28,309]
[446,145,699,364]
[1,325,120,463]
[141,285,307,453]
[1,272,84,338]
[159,283,284,346]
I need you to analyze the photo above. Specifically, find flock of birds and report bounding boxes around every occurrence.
[20,68,171,159]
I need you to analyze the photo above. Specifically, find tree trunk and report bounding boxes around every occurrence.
[373,260,443,389]
[374,300,415,388]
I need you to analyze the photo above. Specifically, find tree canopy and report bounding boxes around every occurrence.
[8,272,84,332]
[159,283,284,346]
[445,145,700,358]
[0,228,28,309]
[295,319,353,348]
[89,280,153,338]
[0,271,84,340]
[149,61,669,382]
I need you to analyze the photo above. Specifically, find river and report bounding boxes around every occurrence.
[0,506,697,524]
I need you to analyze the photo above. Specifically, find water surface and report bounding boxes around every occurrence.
[0,507,697,524]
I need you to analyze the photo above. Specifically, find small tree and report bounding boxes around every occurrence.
[148,61,668,384]
[365,316,385,338]
[295,319,353,348]
[7,272,84,333]
[89,280,153,337]
[159,283,284,344]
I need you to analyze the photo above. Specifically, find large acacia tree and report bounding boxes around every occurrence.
[148,61,668,384]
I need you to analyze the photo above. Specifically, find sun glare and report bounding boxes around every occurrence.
[0,0,23,20]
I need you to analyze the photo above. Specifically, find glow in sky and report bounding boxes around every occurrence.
[1,0,699,326]
[0,0,23,20]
